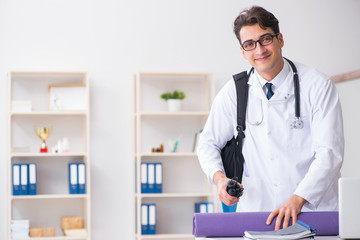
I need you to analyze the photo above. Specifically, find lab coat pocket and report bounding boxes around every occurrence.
[286,114,311,150]
[237,176,263,211]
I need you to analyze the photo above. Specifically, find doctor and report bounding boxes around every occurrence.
[197,6,344,230]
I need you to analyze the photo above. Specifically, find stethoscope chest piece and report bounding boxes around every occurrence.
[291,117,304,129]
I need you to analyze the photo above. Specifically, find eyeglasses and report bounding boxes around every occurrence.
[241,33,279,51]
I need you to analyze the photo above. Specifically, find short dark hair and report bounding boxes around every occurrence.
[233,6,280,44]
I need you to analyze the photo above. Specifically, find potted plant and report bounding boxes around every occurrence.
[160,90,186,112]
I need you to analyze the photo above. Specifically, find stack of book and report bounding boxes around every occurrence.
[11,219,29,239]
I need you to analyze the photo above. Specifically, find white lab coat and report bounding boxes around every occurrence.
[197,60,344,212]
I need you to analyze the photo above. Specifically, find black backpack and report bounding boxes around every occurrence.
[221,69,253,183]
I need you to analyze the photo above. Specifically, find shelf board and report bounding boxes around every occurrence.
[137,193,212,198]
[11,152,88,158]
[136,152,197,158]
[138,72,212,77]
[136,111,208,117]
[11,194,88,200]
[136,233,194,239]
[11,111,87,116]
[11,237,87,240]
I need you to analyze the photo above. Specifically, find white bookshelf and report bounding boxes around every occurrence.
[133,72,217,240]
[7,71,91,240]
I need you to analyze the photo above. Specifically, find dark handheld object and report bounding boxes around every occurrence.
[226,177,243,198]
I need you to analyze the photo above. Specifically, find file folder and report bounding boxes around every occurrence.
[148,204,156,234]
[147,163,155,193]
[195,203,207,213]
[141,163,148,193]
[20,164,28,195]
[28,163,37,195]
[195,202,214,213]
[207,202,214,213]
[78,163,86,194]
[141,204,148,234]
[155,163,162,193]
[69,163,78,194]
[12,164,21,195]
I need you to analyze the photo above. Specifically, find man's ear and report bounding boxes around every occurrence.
[278,33,284,48]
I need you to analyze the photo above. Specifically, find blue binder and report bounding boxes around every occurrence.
[147,163,155,193]
[141,163,148,193]
[148,203,156,234]
[141,204,148,234]
[69,163,78,194]
[77,163,86,194]
[195,202,207,213]
[28,163,37,195]
[155,163,162,193]
[12,164,21,195]
[207,202,214,213]
[20,164,28,195]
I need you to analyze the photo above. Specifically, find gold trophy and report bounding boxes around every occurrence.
[35,126,51,153]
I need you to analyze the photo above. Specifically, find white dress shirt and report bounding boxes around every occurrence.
[197,59,344,212]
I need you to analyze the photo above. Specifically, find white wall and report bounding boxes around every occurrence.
[0,0,359,239]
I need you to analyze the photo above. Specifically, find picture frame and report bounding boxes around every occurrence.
[48,84,87,111]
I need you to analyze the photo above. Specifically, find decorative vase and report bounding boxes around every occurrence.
[167,99,181,112]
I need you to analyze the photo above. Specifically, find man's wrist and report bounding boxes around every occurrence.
[213,171,226,186]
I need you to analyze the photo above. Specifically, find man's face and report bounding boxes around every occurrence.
[239,24,284,80]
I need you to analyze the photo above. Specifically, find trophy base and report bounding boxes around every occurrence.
[40,148,48,153]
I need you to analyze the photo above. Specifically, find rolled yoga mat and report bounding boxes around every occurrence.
[193,211,339,237]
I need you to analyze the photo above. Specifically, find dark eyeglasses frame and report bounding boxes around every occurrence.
[241,33,280,51]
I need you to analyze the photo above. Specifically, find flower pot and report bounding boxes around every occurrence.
[167,99,181,112]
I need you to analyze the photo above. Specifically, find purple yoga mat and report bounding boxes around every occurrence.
[193,211,339,237]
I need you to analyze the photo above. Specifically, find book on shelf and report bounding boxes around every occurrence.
[193,130,202,152]
[11,219,29,239]
[244,220,316,240]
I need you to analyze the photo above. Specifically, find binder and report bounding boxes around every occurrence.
[155,163,162,193]
[28,163,37,195]
[141,204,148,235]
[141,163,148,193]
[148,204,156,234]
[12,164,21,195]
[195,202,214,213]
[195,202,206,213]
[69,163,78,194]
[20,164,28,195]
[147,163,155,193]
[207,202,214,213]
[78,163,86,194]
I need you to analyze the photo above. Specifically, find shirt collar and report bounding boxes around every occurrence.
[255,60,291,91]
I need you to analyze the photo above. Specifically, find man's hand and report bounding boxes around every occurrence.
[266,194,307,230]
[213,171,242,206]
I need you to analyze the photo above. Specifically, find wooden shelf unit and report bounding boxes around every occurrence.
[7,71,91,240]
[133,72,216,240]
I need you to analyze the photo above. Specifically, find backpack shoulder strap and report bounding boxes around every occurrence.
[232,68,252,139]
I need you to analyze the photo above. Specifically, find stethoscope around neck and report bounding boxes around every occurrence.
[247,57,303,129]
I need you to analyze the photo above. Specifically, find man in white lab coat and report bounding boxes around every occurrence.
[197,6,344,230]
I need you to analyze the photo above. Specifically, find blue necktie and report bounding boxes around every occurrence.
[265,82,274,100]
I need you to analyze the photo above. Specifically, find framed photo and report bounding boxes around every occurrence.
[48,84,87,111]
